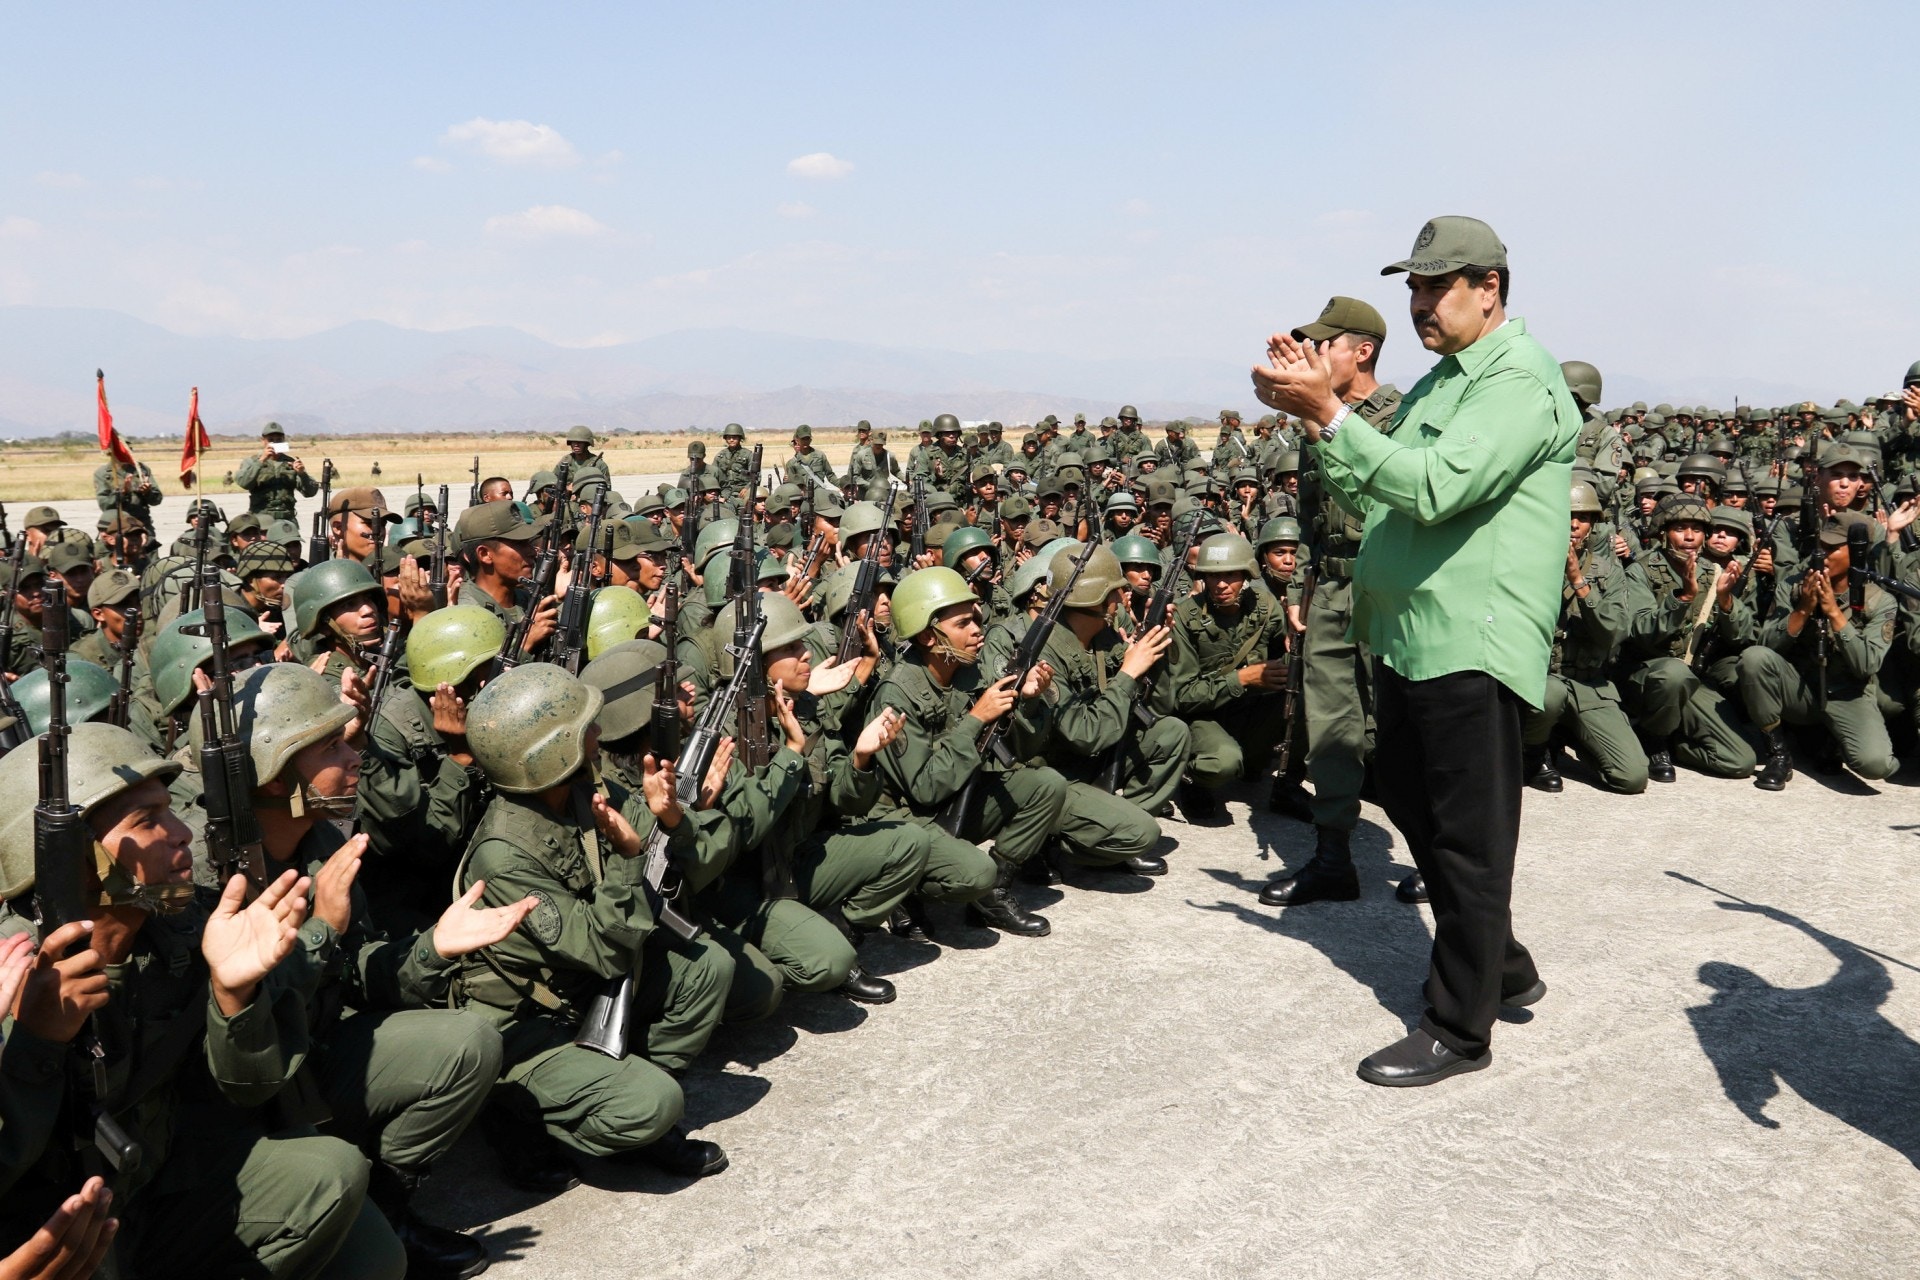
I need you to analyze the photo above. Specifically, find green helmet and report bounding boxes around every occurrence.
[1111,534,1163,568]
[0,722,182,902]
[150,607,271,716]
[932,413,961,434]
[693,518,740,567]
[1191,533,1257,574]
[192,662,355,788]
[287,558,382,638]
[468,663,602,793]
[587,587,652,661]
[757,592,812,651]
[1052,545,1124,608]
[1256,516,1303,548]
[1570,481,1604,516]
[12,659,119,735]
[892,566,977,638]
[942,525,995,566]
[724,423,745,439]
[1559,360,1603,407]
[1274,449,1302,475]
[406,605,506,689]
[1659,495,1713,528]
[687,441,706,458]
[839,501,887,542]
[565,425,595,445]
[1677,453,1725,483]
[582,639,667,741]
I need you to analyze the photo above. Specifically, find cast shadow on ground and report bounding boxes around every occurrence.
[1194,812,1431,1025]
[1679,886,1920,1168]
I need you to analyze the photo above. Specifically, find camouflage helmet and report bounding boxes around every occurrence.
[12,659,120,735]
[1052,544,1124,609]
[0,722,182,901]
[1559,360,1603,407]
[1192,533,1258,575]
[287,558,382,638]
[407,605,507,689]
[757,591,813,651]
[191,662,355,787]
[839,501,888,542]
[586,587,652,662]
[467,663,603,794]
[581,639,667,741]
[792,423,813,441]
[932,413,961,435]
[1569,481,1604,516]
[237,542,300,579]
[150,607,271,716]
[1658,495,1714,528]
[1255,516,1304,548]
[892,567,978,638]
[1110,534,1163,568]
[565,425,595,445]
[942,525,995,567]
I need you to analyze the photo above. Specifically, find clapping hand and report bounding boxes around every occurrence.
[204,870,310,1017]
[430,882,538,959]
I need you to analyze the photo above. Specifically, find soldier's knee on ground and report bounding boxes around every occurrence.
[1144,714,1193,772]
[520,1048,686,1157]
[242,1134,391,1280]
[1187,719,1243,790]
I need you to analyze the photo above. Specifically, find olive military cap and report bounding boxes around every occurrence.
[87,567,140,608]
[327,487,401,520]
[1382,215,1507,276]
[261,422,287,439]
[456,500,540,550]
[1293,296,1387,343]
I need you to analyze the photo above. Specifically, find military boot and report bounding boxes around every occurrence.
[830,913,897,1004]
[967,857,1051,936]
[615,1124,729,1178]
[1755,727,1794,791]
[1267,771,1314,822]
[1524,746,1563,793]
[1175,777,1220,822]
[1646,738,1676,784]
[1259,827,1360,906]
[477,1104,578,1194]
[368,1162,491,1279]
[886,895,935,942]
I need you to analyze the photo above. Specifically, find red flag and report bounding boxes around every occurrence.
[96,369,136,468]
[180,386,211,489]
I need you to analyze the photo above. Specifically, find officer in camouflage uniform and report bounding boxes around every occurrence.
[455,663,735,1183]
[1259,296,1407,906]
[711,423,755,497]
[0,723,407,1280]
[1523,481,1649,794]
[1170,533,1292,807]
[1739,511,1900,789]
[234,423,321,523]
[872,567,1066,936]
[554,426,612,497]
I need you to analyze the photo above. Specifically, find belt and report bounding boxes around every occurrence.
[1319,556,1356,580]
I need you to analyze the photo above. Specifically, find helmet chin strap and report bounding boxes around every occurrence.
[88,843,194,916]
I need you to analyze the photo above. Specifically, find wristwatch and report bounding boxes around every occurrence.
[1318,406,1352,443]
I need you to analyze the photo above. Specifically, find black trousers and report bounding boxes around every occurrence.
[1372,663,1539,1058]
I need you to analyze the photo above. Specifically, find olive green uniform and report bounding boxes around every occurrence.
[1170,591,1290,791]
[712,444,757,496]
[1525,531,1649,792]
[94,460,164,528]
[789,446,839,489]
[1618,552,1761,777]
[1296,383,1400,832]
[554,451,612,493]
[456,781,733,1157]
[1736,574,1899,779]
[235,455,321,522]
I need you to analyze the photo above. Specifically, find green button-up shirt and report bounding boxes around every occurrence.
[1317,317,1580,707]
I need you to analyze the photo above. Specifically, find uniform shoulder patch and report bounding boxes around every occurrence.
[525,891,564,947]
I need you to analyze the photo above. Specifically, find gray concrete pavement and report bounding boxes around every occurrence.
[417,762,1920,1279]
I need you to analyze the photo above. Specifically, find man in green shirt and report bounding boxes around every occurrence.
[1254,216,1578,1088]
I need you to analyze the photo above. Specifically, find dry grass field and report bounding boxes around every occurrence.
[0,428,869,504]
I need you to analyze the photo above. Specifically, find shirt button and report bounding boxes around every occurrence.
[1486,615,1495,623]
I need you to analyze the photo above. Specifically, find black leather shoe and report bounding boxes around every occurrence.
[1755,728,1793,791]
[1647,748,1676,783]
[838,964,896,1004]
[1267,775,1314,822]
[1502,978,1547,1008]
[1356,1030,1490,1087]
[368,1164,492,1279]
[887,897,934,942]
[967,860,1050,937]
[1114,854,1167,876]
[1175,780,1219,822]
[619,1125,728,1178]
[478,1107,579,1194]
[1395,872,1428,904]
[1524,747,1563,793]
[1021,842,1065,885]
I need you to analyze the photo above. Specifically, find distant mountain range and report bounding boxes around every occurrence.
[0,306,1828,439]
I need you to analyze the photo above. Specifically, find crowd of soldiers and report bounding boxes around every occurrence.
[1,332,1918,1276]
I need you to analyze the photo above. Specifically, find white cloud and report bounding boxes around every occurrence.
[786,152,854,180]
[483,205,608,239]
[443,118,579,166]
[32,171,85,189]
[411,155,454,174]
[0,217,42,239]
[776,201,817,219]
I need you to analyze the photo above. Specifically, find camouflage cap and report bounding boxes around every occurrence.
[86,566,140,608]
[236,543,299,579]
[1381,215,1507,276]
[1292,296,1388,343]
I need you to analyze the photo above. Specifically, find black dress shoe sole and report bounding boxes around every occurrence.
[1526,776,1563,793]
[1356,1050,1491,1088]
[1394,881,1428,904]
[1502,979,1547,1008]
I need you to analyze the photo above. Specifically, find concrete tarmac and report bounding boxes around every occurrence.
[417,762,1920,1279]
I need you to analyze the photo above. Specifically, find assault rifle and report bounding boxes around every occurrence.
[181,509,212,615]
[938,538,1099,837]
[551,491,608,676]
[1275,565,1317,776]
[0,541,30,751]
[674,611,768,809]
[651,566,682,758]
[33,581,143,1175]
[429,485,450,609]
[837,487,898,665]
[365,619,403,724]
[0,503,11,553]
[1097,509,1206,791]
[500,519,563,669]
[310,459,337,565]
[909,475,929,562]
[109,598,142,730]
[730,492,771,772]
[189,551,269,892]
[470,455,482,509]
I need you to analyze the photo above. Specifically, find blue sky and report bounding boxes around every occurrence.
[1,0,1916,399]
